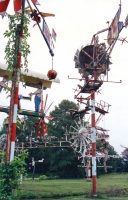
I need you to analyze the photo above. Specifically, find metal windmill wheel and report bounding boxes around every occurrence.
[69,118,91,156]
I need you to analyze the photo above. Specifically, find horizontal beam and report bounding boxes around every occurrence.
[0,106,45,117]
[77,165,112,168]
[16,146,71,148]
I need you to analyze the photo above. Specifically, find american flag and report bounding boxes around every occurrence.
[107,6,123,45]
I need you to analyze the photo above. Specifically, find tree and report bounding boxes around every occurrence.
[47,99,78,138]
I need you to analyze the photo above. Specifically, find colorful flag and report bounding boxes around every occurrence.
[52,28,57,42]
[0,0,10,17]
[43,19,51,48]
[107,6,123,45]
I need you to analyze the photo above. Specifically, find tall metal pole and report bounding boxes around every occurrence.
[91,89,97,196]
[9,0,25,161]
[10,25,23,161]
[6,82,15,162]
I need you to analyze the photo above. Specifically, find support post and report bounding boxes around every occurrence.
[6,84,15,162]
[91,90,97,196]
[10,25,23,161]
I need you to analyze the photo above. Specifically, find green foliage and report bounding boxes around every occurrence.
[20,173,128,199]
[48,99,78,138]
[39,174,48,180]
[3,13,30,91]
[0,150,28,200]
[47,148,84,178]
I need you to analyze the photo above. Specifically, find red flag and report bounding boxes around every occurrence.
[14,0,22,13]
[0,0,10,17]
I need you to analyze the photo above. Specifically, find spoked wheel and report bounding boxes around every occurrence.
[69,117,91,156]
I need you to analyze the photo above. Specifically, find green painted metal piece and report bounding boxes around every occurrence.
[0,106,45,117]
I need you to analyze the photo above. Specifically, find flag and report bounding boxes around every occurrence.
[107,6,123,45]
[0,0,10,17]
[52,28,57,42]
[42,19,51,48]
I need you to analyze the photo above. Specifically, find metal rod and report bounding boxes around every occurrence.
[68,76,122,84]
[26,0,53,56]
[91,89,97,196]
[7,0,25,162]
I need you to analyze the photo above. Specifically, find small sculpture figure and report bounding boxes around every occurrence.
[29,82,42,112]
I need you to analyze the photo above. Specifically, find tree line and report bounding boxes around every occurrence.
[0,99,128,178]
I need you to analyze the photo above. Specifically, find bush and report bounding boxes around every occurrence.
[0,150,28,200]
[39,175,48,180]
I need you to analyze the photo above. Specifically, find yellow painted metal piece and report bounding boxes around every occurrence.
[0,63,60,89]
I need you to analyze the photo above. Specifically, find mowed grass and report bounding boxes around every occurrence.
[21,173,128,199]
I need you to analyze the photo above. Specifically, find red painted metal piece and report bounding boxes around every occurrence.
[0,0,10,17]
[91,90,97,196]
[14,0,22,13]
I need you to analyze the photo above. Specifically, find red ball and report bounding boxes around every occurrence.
[47,69,57,80]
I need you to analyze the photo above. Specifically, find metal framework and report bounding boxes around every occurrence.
[0,0,59,162]
[68,1,128,196]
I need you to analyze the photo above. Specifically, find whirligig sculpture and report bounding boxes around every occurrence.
[0,0,59,162]
[68,1,128,196]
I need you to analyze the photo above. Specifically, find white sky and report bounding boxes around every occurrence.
[0,0,128,154]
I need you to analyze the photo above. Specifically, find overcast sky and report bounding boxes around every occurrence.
[0,0,128,154]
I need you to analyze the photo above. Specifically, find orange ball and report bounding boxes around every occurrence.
[47,69,57,80]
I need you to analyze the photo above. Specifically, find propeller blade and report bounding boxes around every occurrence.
[36,120,43,138]
[45,101,54,115]
[44,94,48,112]
[25,9,35,13]
[40,12,55,17]
[42,119,48,136]
[33,118,41,129]
[40,95,44,113]
[45,116,54,120]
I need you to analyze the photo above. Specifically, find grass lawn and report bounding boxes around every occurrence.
[20,173,128,199]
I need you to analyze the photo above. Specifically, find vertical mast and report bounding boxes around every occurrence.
[91,89,97,196]
[9,0,25,161]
